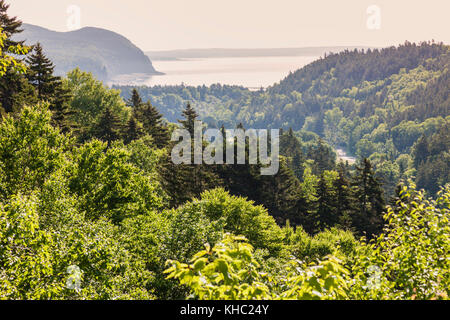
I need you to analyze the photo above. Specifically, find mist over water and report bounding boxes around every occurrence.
[110,55,320,88]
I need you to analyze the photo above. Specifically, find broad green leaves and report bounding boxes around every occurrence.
[165,234,271,300]
[68,140,164,223]
[64,68,129,139]
[0,105,72,199]
[165,234,350,300]
[351,182,450,299]
[0,28,29,77]
[0,195,59,299]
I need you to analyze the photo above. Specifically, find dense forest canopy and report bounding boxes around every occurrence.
[115,42,449,198]
[0,1,448,300]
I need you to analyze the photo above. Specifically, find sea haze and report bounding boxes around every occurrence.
[109,55,320,88]
[110,46,369,88]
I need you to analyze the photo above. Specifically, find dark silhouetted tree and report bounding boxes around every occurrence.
[178,103,198,136]
[350,158,385,238]
[94,107,123,146]
[26,43,60,100]
[51,84,75,133]
[126,88,143,108]
[137,101,169,148]
[123,114,143,144]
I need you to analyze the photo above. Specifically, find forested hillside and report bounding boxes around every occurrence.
[116,42,449,197]
[0,0,448,300]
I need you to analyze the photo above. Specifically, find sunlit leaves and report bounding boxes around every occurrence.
[165,234,271,300]
[0,28,29,77]
[165,234,351,300]
[351,182,450,299]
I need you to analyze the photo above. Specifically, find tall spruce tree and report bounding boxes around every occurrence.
[94,107,123,146]
[25,42,74,131]
[51,84,75,133]
[259,158,302,226]
[315,173,339,231]
[26,43,60,100]
[0,0,23,47]
[307,138,335,175]
[123,114,143,144]
[350,158,385,238]
[126,88,143,108]
[159,144,222,208]
[137,101,169,148]
[333,162,353,230]
[413,135,429,168]
[216,124,262,207]
[280,128,305,180]
[178,103,198,136]
[216,125,302,227]
[160,103,221,207]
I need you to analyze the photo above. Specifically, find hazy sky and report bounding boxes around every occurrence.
[8,0,450,51]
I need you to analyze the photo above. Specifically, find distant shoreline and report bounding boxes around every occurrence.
[146,46,374,61]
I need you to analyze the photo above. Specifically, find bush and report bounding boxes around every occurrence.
[351,182,450,299]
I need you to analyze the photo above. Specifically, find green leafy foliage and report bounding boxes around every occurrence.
[165,234,350,300]
[68,139,164,223]
[0,28,28,77]
[0,4,447,300]
[166,183,449,300]
[64,68,129,140]
[167,188,285,257]
[166,234,271,300]
[0,194,58,299]
[0,105,72,198]
[351,182,450,300]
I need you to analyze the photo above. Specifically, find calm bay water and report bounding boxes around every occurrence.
[110,55,320,88]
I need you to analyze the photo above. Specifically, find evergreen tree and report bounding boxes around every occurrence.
[413,135,429,168]
[315,173,338,231]
[350,158,385,238]
[0,75,37,115]
[159,147,222,208]
[159,152,190,207]
[160,103,221,207]
[260,159,302,226]
[415,123,450,195]
[93,107,123,146]
[24,46,77,133]
[215,125,262,208]
[178,103,198,136]
[137,101,169,148]
[307,138,335,175]
[123,114,143,144]
[0,0,23,47]
[217,126,302,227]
[126,88,143,108]
[333,163,353,230]
[280,128,305,180]
[314,111,325,137]
[51,84,75,133]
[26,43,60,100]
